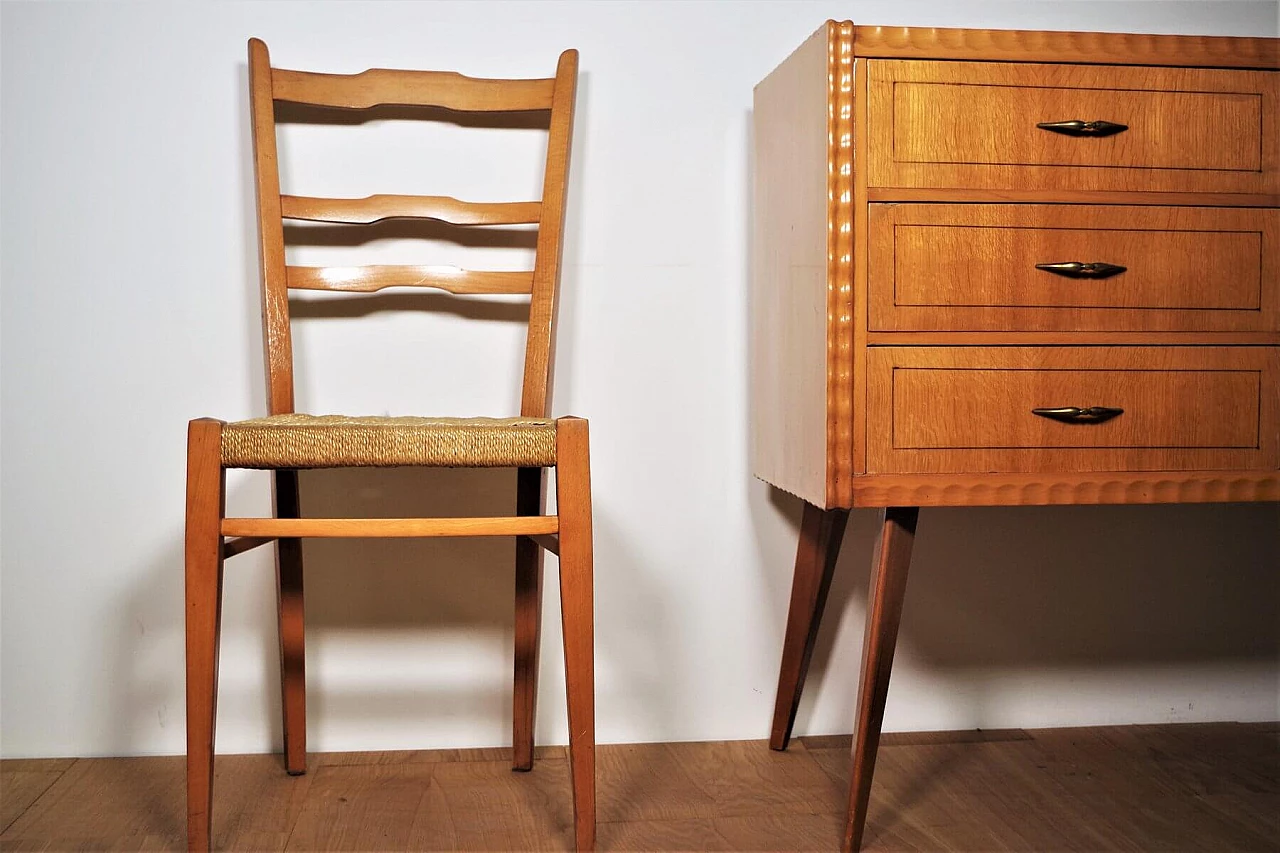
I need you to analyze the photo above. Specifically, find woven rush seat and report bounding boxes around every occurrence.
[220,414,557,469]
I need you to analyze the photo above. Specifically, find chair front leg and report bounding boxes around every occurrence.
[513,466,546,771]
[186,419,226,852]
[555,418,595,852]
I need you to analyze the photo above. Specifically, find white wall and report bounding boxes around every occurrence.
[2,0,1277,760]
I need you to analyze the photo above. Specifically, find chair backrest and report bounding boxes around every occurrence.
[247,38,578,419]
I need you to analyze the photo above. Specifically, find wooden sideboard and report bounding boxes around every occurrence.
[751,21,1279,852]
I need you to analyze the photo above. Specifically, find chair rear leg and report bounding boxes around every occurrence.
[186,419,226,852]
[274,470,307,775]
[513,466,545,771]
[555,418,595,852]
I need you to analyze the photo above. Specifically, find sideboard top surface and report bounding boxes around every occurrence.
[842,22,1279,69]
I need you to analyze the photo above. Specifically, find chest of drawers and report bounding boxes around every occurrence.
[751,22,1278,851]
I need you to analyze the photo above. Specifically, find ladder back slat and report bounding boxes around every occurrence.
[280,194,541,226]
[248,38,578,418]
[286,265,534,295]
[272,68,556,111]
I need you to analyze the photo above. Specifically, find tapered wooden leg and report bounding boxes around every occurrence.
[770,503,849,750]
[844,506,919,853]
[186,419,226,852]
[555,418,596,852]
[513,466,546,772]
[274,469,306,776]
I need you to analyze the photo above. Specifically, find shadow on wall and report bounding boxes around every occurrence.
[778,488,1280,732]
[103,62,283,777]
[116,464,678,763]
[104,467,543,837]
[297,466,527,738]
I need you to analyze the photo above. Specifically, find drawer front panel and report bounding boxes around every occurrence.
[867,61,1279,194]
[866,347,1279,473]
[868,205,1279,332]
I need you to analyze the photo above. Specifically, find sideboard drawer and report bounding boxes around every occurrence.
[868,204,1279,332]
[866,347,1279,474]
[868,60,1279,194]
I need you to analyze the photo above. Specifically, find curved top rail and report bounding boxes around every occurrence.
[271,68,556,111]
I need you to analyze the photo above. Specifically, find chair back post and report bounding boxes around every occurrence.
[521,49,579,419]
[248,38,296,416]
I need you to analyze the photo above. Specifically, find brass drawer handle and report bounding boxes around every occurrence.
[1032,406,1124,424]
[1036,119,1128,137]
[1035,261,1127,279]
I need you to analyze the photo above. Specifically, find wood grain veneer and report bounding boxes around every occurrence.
[868,61,1279,195]
[869,205,1278,333]
[753,21,1280,510]
[867,346,1278,474]
[850,25,1280,69]
[867,330,1280,345]
[868,187,1280,206]
[754,21,1280,853]
[850,469,1280,507]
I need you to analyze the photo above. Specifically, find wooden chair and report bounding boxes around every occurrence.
[185,39,594,851]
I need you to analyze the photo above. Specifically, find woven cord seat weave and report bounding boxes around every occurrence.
[220,414,557,469]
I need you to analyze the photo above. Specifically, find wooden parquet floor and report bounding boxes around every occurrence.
[1,723,1276,851]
